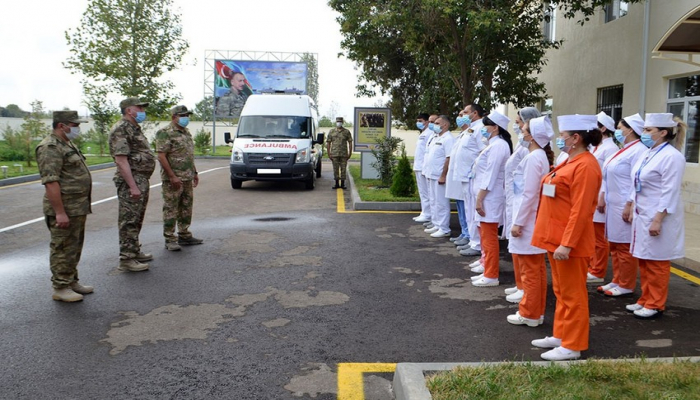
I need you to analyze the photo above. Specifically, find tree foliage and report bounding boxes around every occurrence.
[64,0,189,118]
[301,53,320,109]
[1,104,27,118]
[329,0,643,123]
[390,145,417,197]
[194,128,211,154]
[83,83,118,156]
[193,96,214,122]
[6,101,51,166]
[370,136,403,187]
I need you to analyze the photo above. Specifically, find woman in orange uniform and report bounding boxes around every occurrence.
[530,115,602,361]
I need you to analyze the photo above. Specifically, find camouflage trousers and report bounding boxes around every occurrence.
[331,157,349,180]
[116,175,150,259]
[162,179,194,243]
[45,214,86,289]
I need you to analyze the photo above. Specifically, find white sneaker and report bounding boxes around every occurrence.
[456,244,471,250]
[506,311,540,327]
[597,282,618,293]
[505,289,524,303]
[472,277,499,287]
[625,303,643,312]
[586,272,604,284]
[449,235,462,242]
[531,336,562,349]
[469,260,482,268]
[541,346,581,361]
[454,238,470,246]
[414,215,430,223]
[634,307,662,319]
[470,273,484,281]
[460,248,481,256]
[504,286,518,295]
[470,264,484,273]
[424,226,439,233]
[430,230,451,238]
[423,221,432,227]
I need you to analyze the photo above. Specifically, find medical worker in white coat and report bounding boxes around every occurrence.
[412,113,434,223]
[506,116,554,326]
[503,107,541,302]
[587,111,621,284]
[445,110,473,245]
[471,110,513,287]
[597,113,647,297]
[423,115,455,238]
[623,113,687,319]
[420,115,438,230]
[460,104,487,262]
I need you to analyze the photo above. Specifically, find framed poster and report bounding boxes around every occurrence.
[353,107,391,151]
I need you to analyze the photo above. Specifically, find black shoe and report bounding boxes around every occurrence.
[340,180,346,189]
[178,236,204,245]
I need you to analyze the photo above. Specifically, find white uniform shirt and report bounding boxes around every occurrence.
[592,137,620,223]
[445,129,470,200]
[602,140,646,243]
[472,136,510,224]
[504,145,529,234]
[629,143,686,260]
[508,149,549,254]
[555,151,569,167]
[423,131,455,179]
[420,132,437,174]
[413,128,432,172]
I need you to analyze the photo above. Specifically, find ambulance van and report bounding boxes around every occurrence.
[224,94,324,190]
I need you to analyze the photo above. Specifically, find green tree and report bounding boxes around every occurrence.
[193,96,214,122]
[6,100,51,167]
[370,136,403,187]
[193,128,211,154]
[83,83,118,156]
[301,53,319,108]
[390,145,417,197]
[1,104,26,118]
[64,0,189,118]
[319,116,333,128]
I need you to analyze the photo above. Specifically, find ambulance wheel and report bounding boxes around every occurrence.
[231,178,242,189]
[315,160,322,178]
[305,175,315,190]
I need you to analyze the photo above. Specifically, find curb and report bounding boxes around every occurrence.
[393,357,700,400]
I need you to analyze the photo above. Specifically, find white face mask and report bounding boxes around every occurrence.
[66,126,81,140]
[336,122,342,127]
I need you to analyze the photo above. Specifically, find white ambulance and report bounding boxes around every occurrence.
[224,94,325,190]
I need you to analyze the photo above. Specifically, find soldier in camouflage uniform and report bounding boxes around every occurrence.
[155,105,203,251]
[109,97,156,272]
[36,111,93,302]
[215,72,248,119]
[326,117,353,189]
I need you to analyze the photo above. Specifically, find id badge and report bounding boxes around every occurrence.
[543,183,556,198]
[635,180,642,192]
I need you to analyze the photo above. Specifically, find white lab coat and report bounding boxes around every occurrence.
[472,136,510,224]
[592,137,621,223]
[504,145,529,235]
[445,129,470,200]
[601,140,646,243]
[507,149,549,254]
[463,120,487,248]
[420,132,437,174]
[413,128,432,172]
[555,151,569,167]
[423,131,455,179]
[629,143,686,260]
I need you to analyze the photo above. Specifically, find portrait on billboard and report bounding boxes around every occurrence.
[214,60,308,119]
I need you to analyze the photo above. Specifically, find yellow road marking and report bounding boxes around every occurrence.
[337,363,396,400]
[671,267,700,285]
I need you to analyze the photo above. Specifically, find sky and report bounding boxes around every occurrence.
[1,0,384,120]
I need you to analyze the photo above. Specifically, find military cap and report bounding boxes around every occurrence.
[119,97,149,109]
[53,110,87,124]
[336,117,344,122]
[170,105,193,116]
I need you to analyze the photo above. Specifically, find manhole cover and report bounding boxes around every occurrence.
[253,217,293,222]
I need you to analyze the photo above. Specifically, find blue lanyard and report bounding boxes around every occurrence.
[634,142,669,191]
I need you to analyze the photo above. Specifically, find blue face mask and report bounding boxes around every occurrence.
[416,121,425,130]
[431,123,442,133]
[177,116,190,127]
[456,117,467,128]
[556,137,568,151]
[513,124,522,135]
[640,133,656,148]
[428,122,436,132]
[480,126,490,139]
[135,111,147,123]
[463,116,472,126]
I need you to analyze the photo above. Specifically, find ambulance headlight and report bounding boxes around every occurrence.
[231,147,244,163]
[296,147,310,163]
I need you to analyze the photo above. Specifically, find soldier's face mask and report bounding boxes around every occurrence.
[336,122,342,127]
[177,116,190,127]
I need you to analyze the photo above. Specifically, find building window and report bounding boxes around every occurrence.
[543,4,556,42]
[667,75,700,163]
[597,85,623,123]
[604,0,628,23]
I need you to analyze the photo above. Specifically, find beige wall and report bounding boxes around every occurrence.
[508,1,700,214]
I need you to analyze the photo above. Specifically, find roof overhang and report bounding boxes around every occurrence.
[652,7,700,67]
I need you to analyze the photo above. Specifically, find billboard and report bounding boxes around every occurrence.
[353,107,392,151]
[213,60,308,119]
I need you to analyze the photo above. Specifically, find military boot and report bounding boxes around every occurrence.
[136,252,154,262]
[118,258,149,272]
[52,287,84,302]
[70,281,94,295]
[178,236,203,246]
[340,180,347,189]
[165,242,181,251]
[332,180,340,189]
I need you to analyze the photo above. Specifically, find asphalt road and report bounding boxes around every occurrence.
[1,159,699,399]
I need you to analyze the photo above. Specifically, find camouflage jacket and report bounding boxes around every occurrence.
[155,123,196,181]
[215,90,248,119]
[36,134,92,216]
[108,117,156,180]
[327,127,353,157]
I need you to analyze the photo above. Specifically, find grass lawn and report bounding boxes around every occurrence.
[427,359,700,400]
[349,164,419,202]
